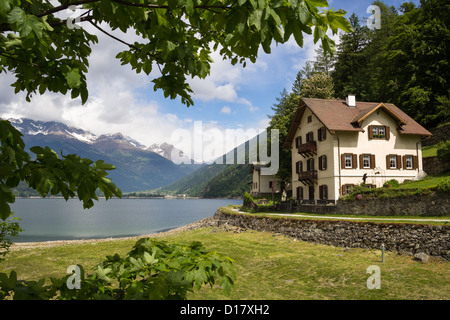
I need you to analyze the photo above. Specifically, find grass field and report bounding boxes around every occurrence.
[1,225,449,300]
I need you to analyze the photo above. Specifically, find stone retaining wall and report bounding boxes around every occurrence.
[291,192,450,216]
[213,209,450,260]
[423,156,450,176]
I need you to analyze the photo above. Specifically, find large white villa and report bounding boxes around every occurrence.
[283,95,432,204]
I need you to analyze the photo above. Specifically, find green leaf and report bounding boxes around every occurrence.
[0,0,11,18]
[65,68,82,89]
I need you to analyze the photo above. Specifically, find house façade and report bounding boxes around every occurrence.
[283,95,432,204]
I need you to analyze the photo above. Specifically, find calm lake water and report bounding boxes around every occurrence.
[9,198,242,242]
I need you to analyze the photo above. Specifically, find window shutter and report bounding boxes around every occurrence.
[402,155,407,169]
[413,156,418,169]
[319,185,323,199]
[323,155,327,170]
[386,155,390,169]
[323,128,326,141]
[299,161,303,172]
[396,155,402,169]
[341,154,345,169]
[371,184,377,189]
[296,161,299,173]
[352,154,357,169]
[370,154,375,169]
[368,125,373,139]
[318,128,322,141]
[385,126,390,140]
[359,154,364,169]
[318,156,323,170]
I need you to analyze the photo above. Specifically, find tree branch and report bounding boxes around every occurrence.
[88,20,138,50]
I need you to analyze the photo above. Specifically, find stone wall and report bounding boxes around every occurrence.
[213,209,450,260]
[334,192,449,216]
[290,192,450,216]
[423,156,450,176]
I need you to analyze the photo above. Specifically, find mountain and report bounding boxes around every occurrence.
[155,136,262,198]
[157,163,251,198]
[147,142,191,162]
[7,118,200,193]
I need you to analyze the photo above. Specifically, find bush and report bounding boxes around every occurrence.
[0,238,236,300]
[243,192,254,208]
[0,215,22,262]
[436,140,450,161]
[436,177,450,193]
[383,179,399,188]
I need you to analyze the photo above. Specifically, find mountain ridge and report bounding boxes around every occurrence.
[6,117,201,193]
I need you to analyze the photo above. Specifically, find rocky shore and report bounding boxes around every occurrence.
[10,217,220,250]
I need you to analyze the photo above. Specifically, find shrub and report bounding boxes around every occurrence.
[243,192,254,208]
[436,140,450,161]
[0,215,22,262]
[436,177,450,193]
[383,179,399,188]
[0,238,236,300]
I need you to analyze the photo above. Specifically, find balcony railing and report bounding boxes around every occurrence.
[297,141,317,157]
[298,170,317,184]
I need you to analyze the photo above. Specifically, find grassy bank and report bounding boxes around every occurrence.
[1,224,449,300]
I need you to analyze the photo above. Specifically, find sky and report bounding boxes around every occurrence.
[0,0,417,162]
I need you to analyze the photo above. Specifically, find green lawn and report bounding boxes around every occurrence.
[422,144,438,158]
[1,226,449,300]
[394,172,449,189]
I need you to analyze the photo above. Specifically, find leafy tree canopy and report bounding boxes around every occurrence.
[0,0,353,106]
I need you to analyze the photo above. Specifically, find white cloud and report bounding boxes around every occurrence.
[220,106,231,114]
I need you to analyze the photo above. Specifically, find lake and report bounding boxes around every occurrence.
[9,198,242,242]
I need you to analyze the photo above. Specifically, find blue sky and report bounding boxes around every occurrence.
[0,0,420,161]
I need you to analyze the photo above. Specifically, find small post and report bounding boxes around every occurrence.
[381,244,385,263]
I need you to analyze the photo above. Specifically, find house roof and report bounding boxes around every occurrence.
[284,98,432,148]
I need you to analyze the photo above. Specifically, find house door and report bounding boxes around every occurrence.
[308,185,315,202]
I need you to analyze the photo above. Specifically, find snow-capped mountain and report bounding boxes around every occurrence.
[9,118,99,144]
[8,118,151,151]
[4,117,200,192]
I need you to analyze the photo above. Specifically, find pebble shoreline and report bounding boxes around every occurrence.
[10,217,218,250]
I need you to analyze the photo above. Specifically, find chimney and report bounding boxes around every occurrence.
[346,94,356,107]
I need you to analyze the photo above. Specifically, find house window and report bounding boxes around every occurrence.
[296,161,303,173]
[306,131,314,142]
[405,156,413,169]
[295,136,302,147]
[318,127,327,141]
[296,186,304,200]
[319,155,327,170]
[269,181,273,189]
[345,155,352,168]
[363,155,370,168]
[386,154,402,169]
[307,115,312,123]
[389,155,397,169]
[342,184,354,195]
[319,185,328,200]
[403,155,418,170]
[307,158,315,171]
[342,153,357,169]
[369,125,390,140]
[360,154,375,169]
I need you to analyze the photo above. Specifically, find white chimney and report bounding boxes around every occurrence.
[346,94,356,107]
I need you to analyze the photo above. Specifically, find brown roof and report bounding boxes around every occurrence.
[284,98,432,148]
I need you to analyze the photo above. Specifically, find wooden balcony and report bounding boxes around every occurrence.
[297,141,317,158]
[298,170,317,185]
